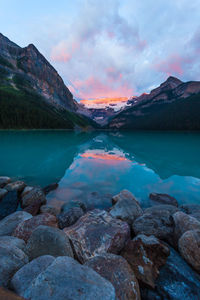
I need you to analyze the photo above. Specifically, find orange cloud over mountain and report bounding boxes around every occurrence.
[80,97,128,108]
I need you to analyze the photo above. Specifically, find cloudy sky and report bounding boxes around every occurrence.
[0,0,200,100]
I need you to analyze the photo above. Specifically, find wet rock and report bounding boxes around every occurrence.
[121,234,170,288]
[0,188,8,199]
[0,236,26,251]
[149,193,178,207]
[61,200,87,213]
[191,212,200,222]
[11,255,55,296]
[23,198,43,216]
[64,209,130,263]
[178,230,200,273]
[13,213,57,242]
[0,176,11,188]
[0,191,19,220]
[0,211,32,236]
[144,204,179,215]
[141,247,200,299]
[0,287,26,300]
[173,211,200,243]
[180,204,200,215]
[40,204,60,216]
[21,188,46,208]
[21,186,34,198]
[25,225,74,260]
[85,253,141,300]
[16,256,116,300]
[0,244,28,287]
[58,207,84,229]
[5,181,26,193]
[110,190,143,225]
[42,183,58,195]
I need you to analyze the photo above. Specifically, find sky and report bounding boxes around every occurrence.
[0,0,200,100]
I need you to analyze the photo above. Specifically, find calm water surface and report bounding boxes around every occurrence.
[0,130,200,209]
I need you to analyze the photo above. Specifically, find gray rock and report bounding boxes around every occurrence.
[178,230,200,273]
[144,204,179,215]
[64,209,130,263]
[0,244,28,287]
[40,204,60,216]
[19,256,116,300]
[85,253,141,300]
[21,186,34,198]
[0,188,8,199]
[0,236,26,251]
[0,191,19,220]
[110,190,143,225]
[11,255,55,295]
[0,176,11,188]
[58,207,84,229]
[0,211,32,236]
[61,200,87,213]
[5,181,26,193]
[149,193,178,207]
[25,225,74,260]
[180,204,200,215]
[21,188,46,208]
[191,212,200,222]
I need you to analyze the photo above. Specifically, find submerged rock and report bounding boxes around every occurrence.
[0,191,19,220]
[40,204,60,216]
[42,183,58,195]
[112,189,139,205]
[25,225,74,260]
[85,253,141,300]
[13,213,57,242]
[5,181,26,193]
[180,204,200,215]
[64,209,130,263]
[58,207,84,229]
[61,200,87,213]
[14,256,116,300]
[121,234,170,288]
[149,193,178,207]
[0,287,25,300]
[0,176,11,188]
[178,230,200,273]
[0,211,32,236]
[0,236,26,251]
[21,188,46,208]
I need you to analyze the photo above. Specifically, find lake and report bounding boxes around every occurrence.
[0,130,200,209]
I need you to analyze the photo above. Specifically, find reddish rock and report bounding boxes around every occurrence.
[5,181,26,193]
[40,204,60,216]
[21,187,46,208]
[23,198,42,216]
[0,287,26,300]
[21,186,34,198]
[149,193,178,207]
[64,209,130,263]
[12,213,57,242]
[121,234,170,288]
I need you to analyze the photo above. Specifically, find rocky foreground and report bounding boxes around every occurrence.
[0,176,200,299]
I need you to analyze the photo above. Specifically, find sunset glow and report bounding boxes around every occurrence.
[80,97,129,109]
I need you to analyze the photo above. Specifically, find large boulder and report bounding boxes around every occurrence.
[64,209,130,263]
[0,188,8,199]
[58,207,84,229]
[0,176,11,188]
[40,204,60,216]
[11,256,55,296]
[0,287,25,300]
[0,211,32,236]
[149,193,178,207]
[5,181,26,193]
[0,244,28,287]
[25,225,74,260]
[110,190,143,225]
[0,236,26,251]
[178,230,200,273]
[23,199,43,216]
[141,247,200,299]
[21,188,46,208]
[13,213,57,242]
[0,191,19,220]
[85,253,141,300]
[12,256,116,300]
[121,234,170,288]
[21,186,34,198]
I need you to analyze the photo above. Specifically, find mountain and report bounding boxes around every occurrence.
[0,33,96,129]
[107,76,200,130]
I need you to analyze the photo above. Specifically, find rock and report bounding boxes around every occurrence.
[58,207,84,229]
[141,247,200,299]
[144,204,179,215]
[178,230,200,273]
[0,211,32,236]
[0,176,11,188]
[40,204,60,216]
[0,244,28,287]
[21,188,46,208]
[133,205,178,243]
[23,198,43,216]
[42,183,58,195]
[191,212,200,222]
[0,287,26,300]
[0,191,19,220]
[173,211,200,243]
[149,193,178,207]
[25,225,74,260]
[11,255,55,296]
[61,200,87,213]
[64,209,130,263]
[5,181,26,193]
[85,253,141,300]
[13,213,57,242]
[21,186,34,198]
[121,234,170,288]
[0,188,8,199]
[180,204,200,215]
[110,190,143,225]
[15,256,116,300]
[0,236,26,251]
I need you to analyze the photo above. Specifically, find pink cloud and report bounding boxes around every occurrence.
[154,54,191,76]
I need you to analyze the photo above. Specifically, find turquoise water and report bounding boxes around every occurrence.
[0,130,200,209]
